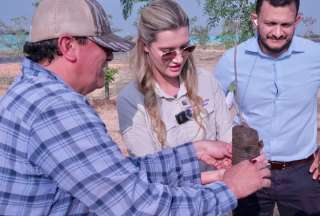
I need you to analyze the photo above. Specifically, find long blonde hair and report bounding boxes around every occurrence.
[132,0,205,146]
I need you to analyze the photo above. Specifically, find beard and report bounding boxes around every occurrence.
[257,32,293,56]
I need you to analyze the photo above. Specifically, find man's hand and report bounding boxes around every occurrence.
[223,158,271,199]
[309,151,320,180]
[193,140,232,168]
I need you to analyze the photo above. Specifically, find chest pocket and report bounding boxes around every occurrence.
[200,98,217,140]
[163,98,216,147]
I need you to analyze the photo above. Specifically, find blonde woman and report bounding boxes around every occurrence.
[117,0,233,172]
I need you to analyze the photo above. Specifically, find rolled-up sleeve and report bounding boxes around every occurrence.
[117,92,160,156]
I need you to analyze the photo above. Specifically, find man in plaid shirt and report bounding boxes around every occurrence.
[0,0,270,215]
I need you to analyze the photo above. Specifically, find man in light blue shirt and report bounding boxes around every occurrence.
[215,0,320,215]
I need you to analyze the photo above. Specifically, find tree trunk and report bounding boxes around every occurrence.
[104,81,110,99]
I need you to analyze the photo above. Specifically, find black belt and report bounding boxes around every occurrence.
[269,154,314,170]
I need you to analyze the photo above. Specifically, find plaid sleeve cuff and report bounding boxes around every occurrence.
[136,142,201,186]
[204,181,238,214]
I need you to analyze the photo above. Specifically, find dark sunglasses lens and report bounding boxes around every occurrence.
[161,45,196,62]
[161,51,177,62]
[101,47,113,61]
[106,49,113,61]
[182,45,196,57]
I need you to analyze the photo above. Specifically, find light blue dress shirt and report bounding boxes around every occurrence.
[215,36,320,161]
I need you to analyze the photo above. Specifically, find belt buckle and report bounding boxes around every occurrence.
[280,162,286,170]
[270,161,287,170]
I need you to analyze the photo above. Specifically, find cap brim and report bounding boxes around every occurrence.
[89,33,135,52]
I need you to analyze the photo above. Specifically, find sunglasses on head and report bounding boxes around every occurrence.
[161,45,196,62]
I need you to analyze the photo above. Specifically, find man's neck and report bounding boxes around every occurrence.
[41,58,87,95]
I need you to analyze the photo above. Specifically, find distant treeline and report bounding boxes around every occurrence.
[0,30,28,35]
[304,34,320,42]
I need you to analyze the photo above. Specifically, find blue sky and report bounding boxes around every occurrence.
[1,0,319,36]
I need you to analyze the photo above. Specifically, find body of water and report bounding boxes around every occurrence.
[0,34,27,51]
[1,34,227,51]
[190,35,235,45]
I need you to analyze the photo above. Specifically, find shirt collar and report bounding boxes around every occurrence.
[21,57,68,87]
[154,79,187,99]
[245,36,304,59]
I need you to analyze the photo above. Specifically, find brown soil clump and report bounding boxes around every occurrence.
[232,124,262,165]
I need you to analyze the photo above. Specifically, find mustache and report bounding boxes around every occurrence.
[266,35,287,40]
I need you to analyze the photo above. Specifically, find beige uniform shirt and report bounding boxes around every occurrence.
[117,70,233,156]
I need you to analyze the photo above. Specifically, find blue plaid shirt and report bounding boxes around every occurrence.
[0,58,236,215]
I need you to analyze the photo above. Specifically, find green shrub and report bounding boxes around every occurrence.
[104,67,119,99]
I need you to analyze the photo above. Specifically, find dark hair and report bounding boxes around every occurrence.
[23,37,88,63]
[256,0,300,15]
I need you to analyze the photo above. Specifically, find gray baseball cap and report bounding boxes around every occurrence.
[30,0,134,52]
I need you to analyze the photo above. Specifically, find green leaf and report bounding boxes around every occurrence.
[104,67,119,83]
[228,81,236,92]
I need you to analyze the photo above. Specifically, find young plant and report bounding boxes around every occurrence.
[104,67,119,99]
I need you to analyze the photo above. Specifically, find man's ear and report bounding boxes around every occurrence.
[57,35,77,62]
[251,13,258,28]
[295,13,302,26]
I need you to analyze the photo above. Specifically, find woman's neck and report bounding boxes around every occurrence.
[154,73,180,97]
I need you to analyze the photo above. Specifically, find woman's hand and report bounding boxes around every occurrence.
[193,140,232,168]
[309,150,320,180]
[201,169,226,184]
